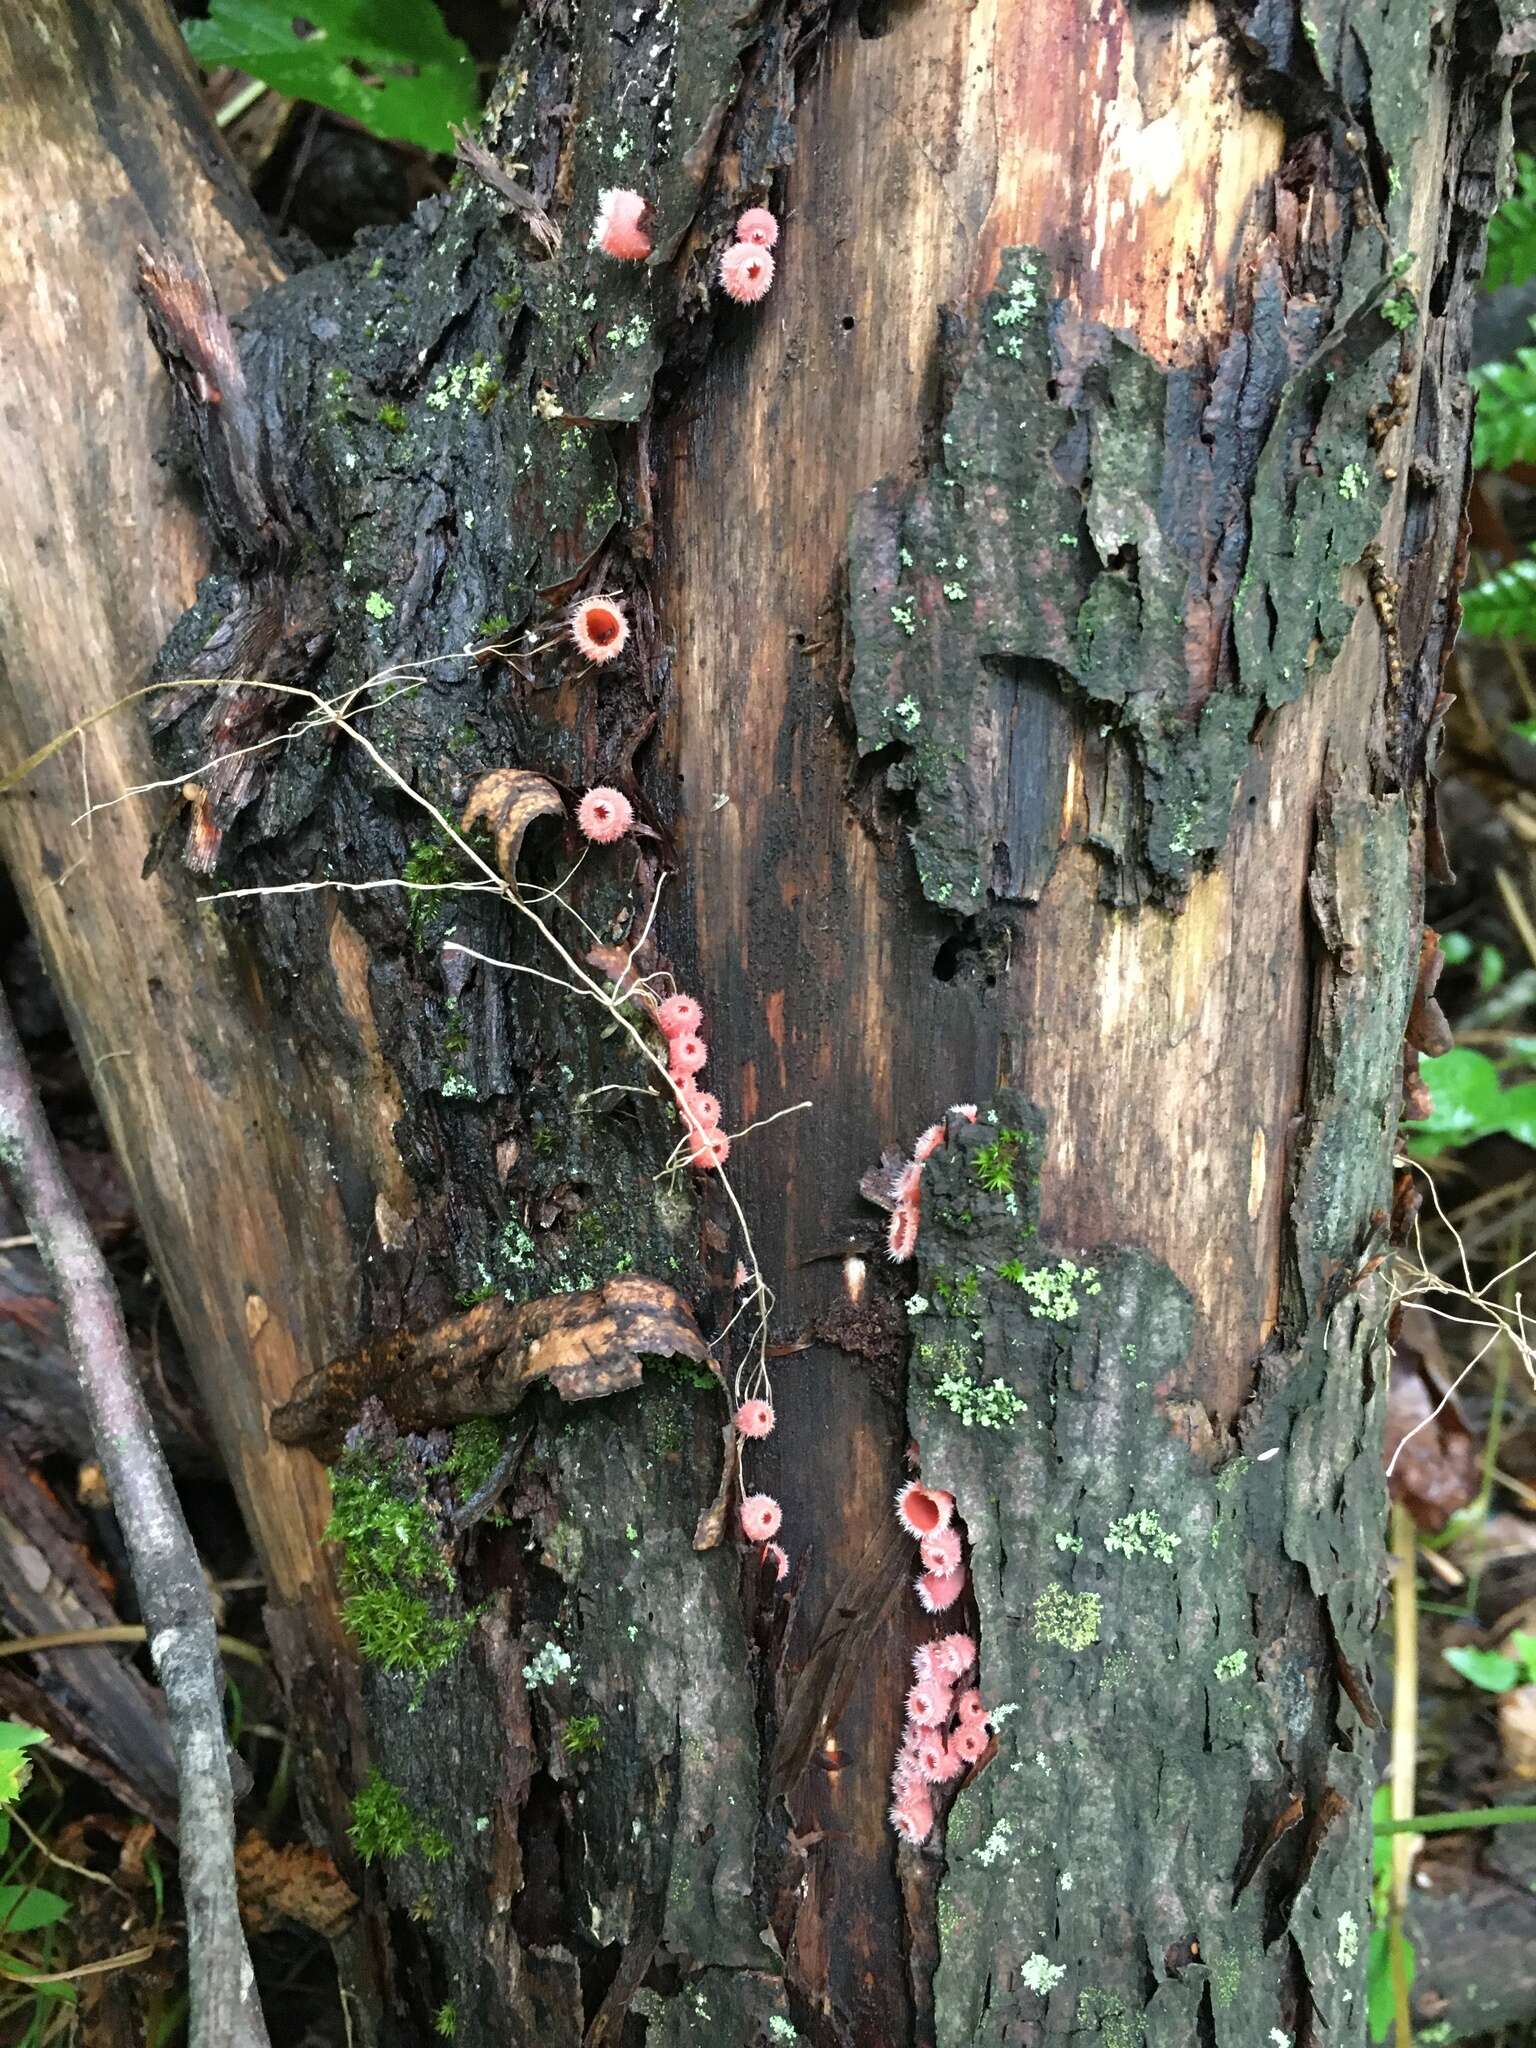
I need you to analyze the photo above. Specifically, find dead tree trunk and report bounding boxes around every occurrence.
[0,1,1524,2044]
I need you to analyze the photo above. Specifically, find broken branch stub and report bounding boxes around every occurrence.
[271,1276,711,1460]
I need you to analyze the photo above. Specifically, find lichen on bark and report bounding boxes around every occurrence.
[848,214,1419,914]
[907,1099,1389,2044]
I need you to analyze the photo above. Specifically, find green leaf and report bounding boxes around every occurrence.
[1366,1925,1414,2042]
[1509,1629,1536,1680]
[1406,1048,1536,1155]
[0,1885,70,1934]
[1472,343,1536,470]
[1461,549,1536,641]
[0,1725,50,1754]
[1366,1926,1392,2041]
[184,0,478,154]
[1444,1644,1522,1692]
[1486,152,1536,291]
[0,1724,47,1807]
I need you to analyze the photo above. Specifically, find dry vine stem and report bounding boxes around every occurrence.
[44,658,807,1503]
[1385,1153,1536,1476]
[0,983,268,2048]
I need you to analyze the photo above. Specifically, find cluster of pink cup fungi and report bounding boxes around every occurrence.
[586,184,1003,1758]
[595,188,780,306]
[569,787,728,1174]
[882,1104,979,1262]
[889,1481,994,1845]
[652,992,729,1171]
[734,1396,788,1581]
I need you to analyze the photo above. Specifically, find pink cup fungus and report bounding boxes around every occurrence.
[889,1787,934,1844]
[886,1200,920,1263]
[735,1399,775,1439]
[739,1493,782,1543]
[933,1632,976,1681]
[687,1127,730,1171]
[736,206,779,248]
[656,994,704,1038]
[911,1730,949,1782]
[951,1720,991,1766]
[720,242,774,304]
[669,1033,708,1077]
[916,1567,966,1614]
[905,1679,954,1728]
[569,595,629,664]
[895,1484,955,1539]
[594,188,651,261]
[576,787,633,844]
[920,1527,962,1576]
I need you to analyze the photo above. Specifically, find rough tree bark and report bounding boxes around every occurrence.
[1,2,1528,2045]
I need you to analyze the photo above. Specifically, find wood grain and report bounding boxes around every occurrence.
[0,0,373,1864]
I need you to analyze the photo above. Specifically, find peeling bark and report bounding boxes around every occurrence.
[0,0,1528,2044]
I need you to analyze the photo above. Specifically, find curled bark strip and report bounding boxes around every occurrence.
[272,1275,709,1459]
[462,768,566,893]
[0,986,268,2048]
[693,1417,737,1552]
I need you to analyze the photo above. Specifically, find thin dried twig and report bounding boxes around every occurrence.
[0,987,268,2048]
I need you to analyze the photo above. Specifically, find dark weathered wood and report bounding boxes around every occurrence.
[0,1441,179,1837]
[0,0,1525,2044]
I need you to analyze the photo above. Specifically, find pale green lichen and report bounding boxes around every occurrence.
[972,1816,1015,1868]
[893,694,922,730]
[364,590,394,620]
[604,314,651,350]
[1033,1585,1101,1651]
[1213,1650,1247,1684]
[890,599,916,636]
[1078,1988,1141,2046]
[1000,1257,1100,1322]
[1336,1911,1360,1968]
[932,1368,1026,1429]
[1054,1530,1083,1555]
[991,256,1041,358]
[1104,1510,1181,1564]
[1337,462,1369,501]
[1212,1951,1242,2007]
[1021,1954,1066,1996]
[523,1640,575,1689]
[766,2021,798,2044]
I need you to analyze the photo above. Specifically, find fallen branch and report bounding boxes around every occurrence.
[0,986,268,2048]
